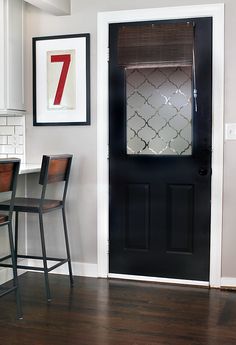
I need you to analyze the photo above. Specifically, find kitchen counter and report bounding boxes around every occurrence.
[19,163,41,174]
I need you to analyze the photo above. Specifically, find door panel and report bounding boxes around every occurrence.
[125,184,150,251]
[167,184,194,253]
[109,18,212,281]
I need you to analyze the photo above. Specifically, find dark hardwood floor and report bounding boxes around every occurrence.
[0,272,236,345]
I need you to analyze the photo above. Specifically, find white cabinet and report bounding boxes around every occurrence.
[0,0,25,114]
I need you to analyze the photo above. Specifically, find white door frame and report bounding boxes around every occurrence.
[97,4,224,287]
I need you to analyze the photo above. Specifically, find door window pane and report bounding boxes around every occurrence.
[126,67,192,155]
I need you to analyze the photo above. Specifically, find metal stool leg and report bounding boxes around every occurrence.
[39,212,51,302]
[8,223,22,319]
[62,207,73,286]
[14,212,19,263]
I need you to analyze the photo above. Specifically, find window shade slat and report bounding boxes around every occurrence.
[118,23,194,68]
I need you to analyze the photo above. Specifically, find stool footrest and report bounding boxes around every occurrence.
[0,254,69,272]
[0,254,12,262]
[0,285,17,298]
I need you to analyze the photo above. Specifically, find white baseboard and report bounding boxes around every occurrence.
[50,261,98,278]
[0,268,14,285]
[26,259,98,278]
[0,268,26,285]
[221,277,236,289]
[108,273,209,287]
[6,263,233,288]
[0,261,98,285]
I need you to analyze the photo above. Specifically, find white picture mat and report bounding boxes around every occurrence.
[36,37,87,123]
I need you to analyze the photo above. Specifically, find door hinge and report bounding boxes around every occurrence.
[107,47,110,62]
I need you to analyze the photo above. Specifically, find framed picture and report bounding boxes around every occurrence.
[33,33,90,126]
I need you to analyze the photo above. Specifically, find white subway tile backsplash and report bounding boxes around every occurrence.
[8,154,24,160]
[0,126,14,135]
[16,146,23,154]
[8,135,23,145]
[0,117,7,126]
[18,136,23,145]
[0,116,25,162]
[7,116,24,126]
[15,126,23,135]
[0,145,15,154]
[0,136,7,144]
[7,135,15,145]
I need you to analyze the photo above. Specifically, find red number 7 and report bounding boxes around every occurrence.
[51,54,71,105]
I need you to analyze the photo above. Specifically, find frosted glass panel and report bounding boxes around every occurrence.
[126,67,192,155]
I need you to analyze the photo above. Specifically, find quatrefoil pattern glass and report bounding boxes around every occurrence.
[126,67,192,155]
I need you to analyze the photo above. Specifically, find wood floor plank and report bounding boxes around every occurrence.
[0,273,236,345]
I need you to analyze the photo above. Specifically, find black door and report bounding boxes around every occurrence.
[109,18,212,281]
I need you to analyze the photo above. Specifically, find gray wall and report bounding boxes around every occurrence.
[24,0,236,278]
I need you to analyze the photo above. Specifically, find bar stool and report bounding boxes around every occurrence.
[0,154,73,302]
[0,158,22,319]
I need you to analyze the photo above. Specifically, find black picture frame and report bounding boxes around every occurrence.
[33,33,90,126]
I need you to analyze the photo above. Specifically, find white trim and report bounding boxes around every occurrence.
[97,4,224,287]
[0,267,26,285]
[23,0,71,16]
[26,260,98,278]
[109,273,209,287]
[0,109,25,115]
[0,268,14,285]
[221,277,236,289]
[50,261,98,277]
[0,261,98,286]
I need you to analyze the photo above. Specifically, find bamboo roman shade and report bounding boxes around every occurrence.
[117,23,194,68]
